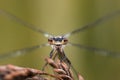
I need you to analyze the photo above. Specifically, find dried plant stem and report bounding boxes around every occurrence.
[0,58,84,80]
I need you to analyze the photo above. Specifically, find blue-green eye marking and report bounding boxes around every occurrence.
[53,37,63,42]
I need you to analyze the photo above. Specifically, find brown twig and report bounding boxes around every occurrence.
[0,64,61,80]
[0,58,84,80]
[44,57,84,80]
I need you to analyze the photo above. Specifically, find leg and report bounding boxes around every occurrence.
[59,50,71,69]
[60,51,79,79]
[42,49,54,71]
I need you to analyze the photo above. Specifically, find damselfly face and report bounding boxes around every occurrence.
[48,36,68,49]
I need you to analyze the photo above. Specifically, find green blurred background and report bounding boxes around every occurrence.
[0,0,120,80]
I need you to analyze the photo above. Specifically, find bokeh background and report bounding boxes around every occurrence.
[0,0,120,80]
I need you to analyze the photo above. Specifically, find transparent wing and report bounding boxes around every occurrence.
[0,44,49,60]
[64,10,120,38]
[69,42,120,57]
[0,9,53,38]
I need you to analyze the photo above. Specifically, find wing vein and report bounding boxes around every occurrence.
[0,9,52,37]
[64,10,120,37]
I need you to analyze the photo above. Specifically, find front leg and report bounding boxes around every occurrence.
[42,49,54,71]
[60,51,78,78]
[59,50,71,69]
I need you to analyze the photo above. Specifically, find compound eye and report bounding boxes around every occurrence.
[64,39,68,42]
[48,39,53,42]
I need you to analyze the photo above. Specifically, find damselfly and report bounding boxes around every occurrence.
[0,9,120,78]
